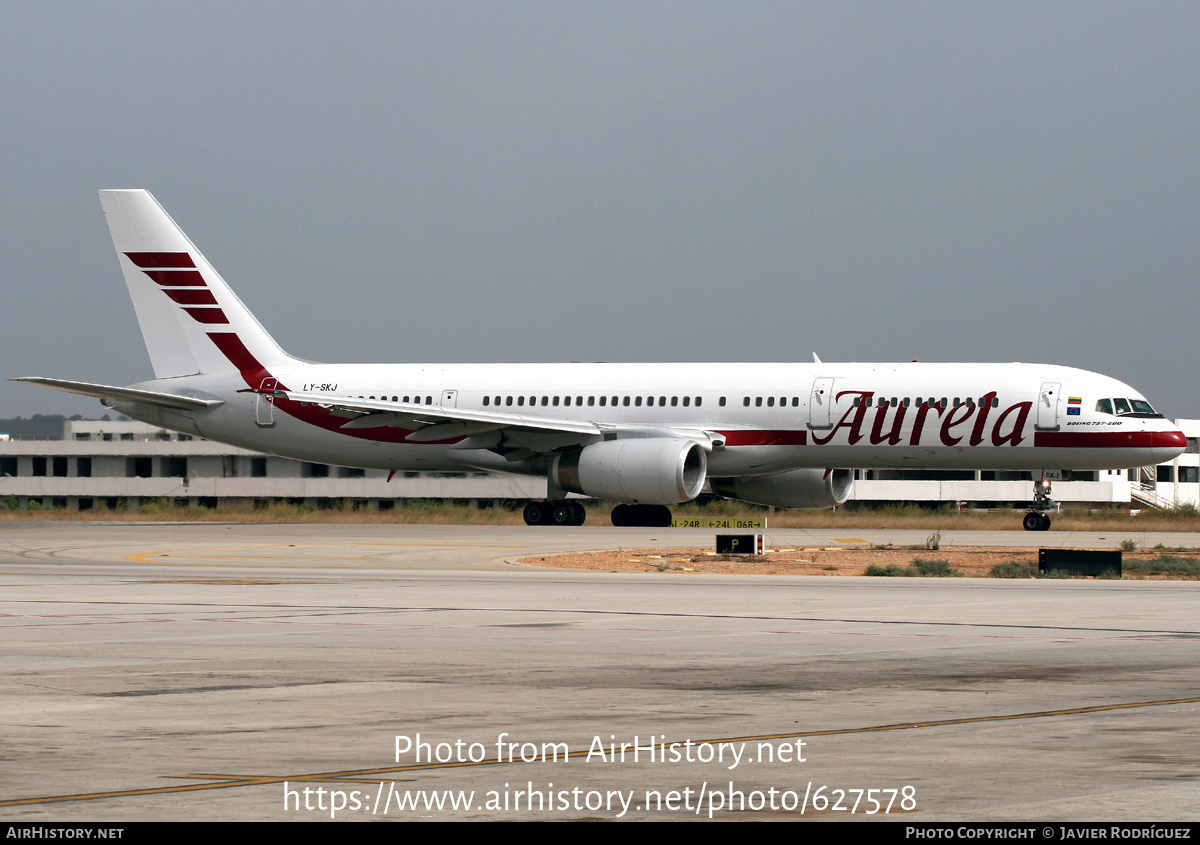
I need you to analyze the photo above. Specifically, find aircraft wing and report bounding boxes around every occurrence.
[12,377,224,412]
[277,389,721,449]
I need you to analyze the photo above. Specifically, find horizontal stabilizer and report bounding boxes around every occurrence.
[11,377,223,412]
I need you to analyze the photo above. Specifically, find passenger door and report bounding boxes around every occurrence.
[1036,382,1061,431]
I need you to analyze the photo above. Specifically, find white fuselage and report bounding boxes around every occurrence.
[119,360,1186,478]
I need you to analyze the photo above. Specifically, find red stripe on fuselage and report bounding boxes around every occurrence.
[125,252,195,268]
[206,332,268,378]
[204,333,434,445]
[1033,430,1186,449]
[718,430,808,446]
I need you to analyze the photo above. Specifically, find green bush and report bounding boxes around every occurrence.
[1124,556,1200,577]
[866,559,963,577]
[910,558,959,576]
[137,498,166,515]
[865,564,909,577]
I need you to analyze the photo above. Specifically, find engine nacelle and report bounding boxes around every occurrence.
[710,468,853,509]
[549,438,707,504]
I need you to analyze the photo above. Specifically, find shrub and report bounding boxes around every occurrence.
[865,565,909,577]
[1124,556,1200,577]
[910,558,960,576]
[991,561,1039,578]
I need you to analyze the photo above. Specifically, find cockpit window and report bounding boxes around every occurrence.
[1095,397,1163,418]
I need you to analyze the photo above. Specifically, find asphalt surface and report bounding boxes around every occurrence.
[2,522,1197,821]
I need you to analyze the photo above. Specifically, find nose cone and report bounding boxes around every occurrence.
[1153,429,1188,463]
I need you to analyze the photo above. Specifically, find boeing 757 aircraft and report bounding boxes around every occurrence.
[14,190,1187,529]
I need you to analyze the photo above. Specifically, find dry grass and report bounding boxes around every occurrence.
[0,498,1198,532]
[522,545,1200,579]
[0,499,529,524]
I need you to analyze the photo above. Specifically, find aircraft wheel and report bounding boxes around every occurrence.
[523,502,550,526]
[611,504,631,527]
[550,501,576,526]
[569,501,587,526]
[1039,513,1052,531]
[1022,512,1042,532]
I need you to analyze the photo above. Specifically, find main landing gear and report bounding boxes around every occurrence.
[521,501,675,527]
[523,500,587,526]
[1023,478,1055,532]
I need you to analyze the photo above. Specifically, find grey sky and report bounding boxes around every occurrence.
[2,2,1197,419]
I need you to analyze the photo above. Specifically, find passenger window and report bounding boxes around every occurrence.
[483,396,489,406]
[755,397,763,407]
[743,397,750,407]
[767,397,775,407]
[517,397,525,406]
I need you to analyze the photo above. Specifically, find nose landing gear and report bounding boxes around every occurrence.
[1023,478,1055,531]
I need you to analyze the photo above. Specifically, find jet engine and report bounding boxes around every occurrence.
[710,468,853,509]
[549,438,707,504]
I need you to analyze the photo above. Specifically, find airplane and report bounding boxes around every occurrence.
[14,190,1188,530]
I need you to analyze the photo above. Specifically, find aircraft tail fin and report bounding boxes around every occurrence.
[99,189,300,380]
